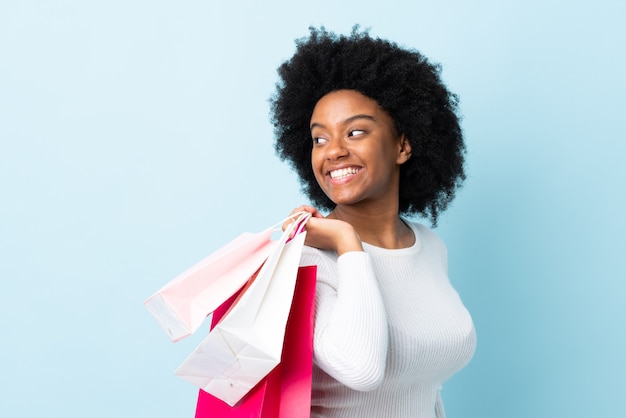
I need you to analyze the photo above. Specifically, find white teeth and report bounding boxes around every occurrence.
[330,167,359,179]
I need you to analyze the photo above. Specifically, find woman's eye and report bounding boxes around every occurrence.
[313,137,328,144]
[348,130,365,137]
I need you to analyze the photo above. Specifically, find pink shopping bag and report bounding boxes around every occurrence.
[145,229,277,342]
[194,265,316,417]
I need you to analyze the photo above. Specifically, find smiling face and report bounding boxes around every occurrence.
[310,89,411,211]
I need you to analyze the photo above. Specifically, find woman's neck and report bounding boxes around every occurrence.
[328,205,414,249]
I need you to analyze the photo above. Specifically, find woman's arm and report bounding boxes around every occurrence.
[290,205,388,391]
[306,249,388,391]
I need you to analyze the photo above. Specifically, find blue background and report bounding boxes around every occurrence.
[1,1,625,417]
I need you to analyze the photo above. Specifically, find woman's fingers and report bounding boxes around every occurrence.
[282,216,296,232]
[290,205,321,217]
[282,205,320,231]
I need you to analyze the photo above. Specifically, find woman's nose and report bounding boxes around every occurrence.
[326,138,349,160]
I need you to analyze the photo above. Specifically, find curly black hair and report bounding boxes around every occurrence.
[270,26,465,225]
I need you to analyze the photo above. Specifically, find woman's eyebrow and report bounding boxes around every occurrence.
[310,114,376,131]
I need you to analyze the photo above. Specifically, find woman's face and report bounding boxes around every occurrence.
[309,89,411,210]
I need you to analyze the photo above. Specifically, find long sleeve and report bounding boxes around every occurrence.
[300,248,389,391]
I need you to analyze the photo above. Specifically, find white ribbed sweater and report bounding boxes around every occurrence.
[299,222,476,418]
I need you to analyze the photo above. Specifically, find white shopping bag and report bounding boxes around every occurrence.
[174,213,310,406]
[144,229,277,342]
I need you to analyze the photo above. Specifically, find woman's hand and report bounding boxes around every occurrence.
[284,205,363,255]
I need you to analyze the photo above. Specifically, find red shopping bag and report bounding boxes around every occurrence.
[195,266,316,417]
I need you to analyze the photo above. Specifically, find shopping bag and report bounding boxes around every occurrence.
[175,213,310,406]
[274,265,316,417]
[144,228,277,342]
[195,266,316,417]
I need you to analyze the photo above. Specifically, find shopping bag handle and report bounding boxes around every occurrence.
[293,212,310,236]
[274,212,311,243]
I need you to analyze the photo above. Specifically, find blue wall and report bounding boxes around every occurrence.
[1,1,624,417]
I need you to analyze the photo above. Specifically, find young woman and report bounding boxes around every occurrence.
[271,27,476,418]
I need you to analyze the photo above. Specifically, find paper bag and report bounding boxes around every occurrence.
[195,265,316,417]
[144,228,277,342]
[175,213,309,406]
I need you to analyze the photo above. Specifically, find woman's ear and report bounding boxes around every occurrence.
[397,135,412,164]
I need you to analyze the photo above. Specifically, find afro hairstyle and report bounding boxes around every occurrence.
[270,26,466,225]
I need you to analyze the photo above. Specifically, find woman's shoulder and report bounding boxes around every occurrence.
[407,220,442,240]
[405,220,448,256]
[300,245,336,266]
[301,244,334,257]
